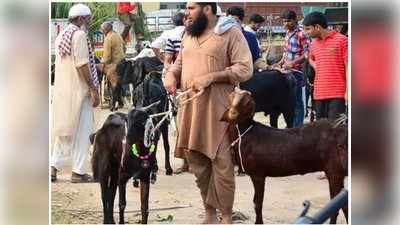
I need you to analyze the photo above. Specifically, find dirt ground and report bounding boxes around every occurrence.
[51,107,348,224]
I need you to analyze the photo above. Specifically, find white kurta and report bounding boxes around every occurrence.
[52,24,92,137]
[51,24,94,174]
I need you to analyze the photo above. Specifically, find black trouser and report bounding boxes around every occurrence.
[315,98,346,120]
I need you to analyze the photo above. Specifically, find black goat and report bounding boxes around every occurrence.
[91,106,159,224]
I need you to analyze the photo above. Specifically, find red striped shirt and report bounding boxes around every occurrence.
[310,31,348,100]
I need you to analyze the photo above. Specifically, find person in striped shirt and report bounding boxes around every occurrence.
[303,12,348,121]
[151,12,185,63]
[164,12,185,71]
[163,12,190,174]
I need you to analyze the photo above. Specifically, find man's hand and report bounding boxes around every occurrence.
[90,88,100,107]
[164,73,177,95]
[190,74,213,92]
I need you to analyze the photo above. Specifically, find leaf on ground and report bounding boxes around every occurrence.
[155,214,174,222]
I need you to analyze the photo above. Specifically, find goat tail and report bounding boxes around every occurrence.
[89,132,96,145]
[91,133,99,181]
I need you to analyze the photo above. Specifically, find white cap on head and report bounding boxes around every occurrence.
[216,5,222,16]
[68,3,91,18]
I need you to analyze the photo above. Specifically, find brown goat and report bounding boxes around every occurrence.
[221,88,348,224]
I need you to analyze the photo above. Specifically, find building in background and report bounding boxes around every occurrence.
[219,2,346,25]
[218,2,348,44]
[142,2,186,12]
[142,2,160,13]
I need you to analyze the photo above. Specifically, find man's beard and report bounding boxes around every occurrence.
[186,12,208,37]
[81,23,89,32]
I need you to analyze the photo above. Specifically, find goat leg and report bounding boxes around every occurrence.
[140,178,150,224]
[283,110,294,128]
[250,175,266,224]
[118,172,130,224]
[100,179,111,224]
[161,124,173,175]
[108,172,118,224]
[269,112,279,128]
[327,173,346,224]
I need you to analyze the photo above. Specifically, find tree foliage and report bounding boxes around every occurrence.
[50,2,150,41]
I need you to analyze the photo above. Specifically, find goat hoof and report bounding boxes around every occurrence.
[133,179,139,188]
[166,168,173,176]
[151,173,157,184]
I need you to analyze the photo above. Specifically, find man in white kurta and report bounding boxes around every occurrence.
[51,4,99,183]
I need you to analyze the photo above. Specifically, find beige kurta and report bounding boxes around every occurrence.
[167,27,253,159]
[102,31,125,64]
[52,24,92,137]
[102,31,125,87]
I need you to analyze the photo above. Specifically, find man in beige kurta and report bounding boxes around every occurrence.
[164,2,252,223]
[101,22,125,88]
[51,4,99,183]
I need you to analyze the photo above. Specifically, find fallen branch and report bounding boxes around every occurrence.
[58,204,192,214]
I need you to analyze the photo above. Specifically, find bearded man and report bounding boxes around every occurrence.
[164,2,253,223]
[51,3,99,183]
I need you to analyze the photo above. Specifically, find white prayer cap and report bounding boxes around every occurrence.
[68,4,91,18]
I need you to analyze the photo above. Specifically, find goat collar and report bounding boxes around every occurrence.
[231,124,254,174]
[130,143,156,160]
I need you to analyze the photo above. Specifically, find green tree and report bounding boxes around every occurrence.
[51,2,115,39]
[51,2,151,41]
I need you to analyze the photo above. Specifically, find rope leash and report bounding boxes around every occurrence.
[231,125,254,173]
[146,89,205,138]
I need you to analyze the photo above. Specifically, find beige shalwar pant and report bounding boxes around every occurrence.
[104,64,118,88]
[51,96,94,175]
[186,133,235,210]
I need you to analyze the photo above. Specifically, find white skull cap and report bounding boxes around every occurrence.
[68,3,91,18]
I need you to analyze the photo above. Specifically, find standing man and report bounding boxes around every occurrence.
[51,4,100,183]
[101,21,125,84]
[275,10,311,127]
[150,11,185,62]
[226,6,261,64]
[164,2,253,223]
[162,12,189,174]
[244,13,265,34]
[101,21,127,105]
[163,12,186,71]
[243,13,266,52]
[303,12,347,121]
[117,2,142,48]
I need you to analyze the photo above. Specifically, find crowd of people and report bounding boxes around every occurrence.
[51,2,347,223]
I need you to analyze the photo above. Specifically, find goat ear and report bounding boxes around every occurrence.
[220,110,230,122]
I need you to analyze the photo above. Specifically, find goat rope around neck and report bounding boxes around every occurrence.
[130,143,156,160]
[231,124,253,173]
